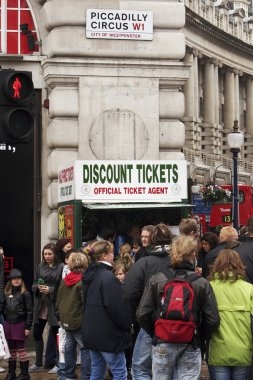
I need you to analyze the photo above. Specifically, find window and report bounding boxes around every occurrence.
[0,0,39,54]
[213,190,245,205]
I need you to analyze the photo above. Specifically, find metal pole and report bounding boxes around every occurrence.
[231,148,240,232]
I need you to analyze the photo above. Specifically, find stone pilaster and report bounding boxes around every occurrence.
[203,58,215,124]
[224,69,235,130]
[184,52,194,119]
[244,76,253,160]
[234,69,241,123]
[246,77,253,134]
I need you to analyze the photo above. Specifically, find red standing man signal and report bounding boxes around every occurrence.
[12,76,21,99]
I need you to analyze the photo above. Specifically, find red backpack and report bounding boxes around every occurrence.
[155,272,200,343]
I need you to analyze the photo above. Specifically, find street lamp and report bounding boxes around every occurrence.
[227,120,244,232]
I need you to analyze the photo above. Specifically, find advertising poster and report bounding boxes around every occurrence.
[58,204,75,246]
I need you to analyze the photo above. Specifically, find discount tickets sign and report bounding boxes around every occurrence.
[86,9,153,40]
[58,160,188,203]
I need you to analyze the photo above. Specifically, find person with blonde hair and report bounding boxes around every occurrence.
[57,251,91,380]
[137,235,219,380]
[82,240,132,380]
[208,249,253,379]
[203,226,239,278]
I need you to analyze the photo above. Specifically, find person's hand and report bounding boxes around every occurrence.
[195,267,203,274]
[25,330,30,337]
[38,285,49,294]
[38,285,44,293]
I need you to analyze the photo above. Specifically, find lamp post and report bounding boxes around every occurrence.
[227,120,244,232]
[213,164,232,186]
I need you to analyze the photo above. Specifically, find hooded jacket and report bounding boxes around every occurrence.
[123,245,173,314]
[56,271,83,331]
[82,262,132,353]
[209,274,253,366]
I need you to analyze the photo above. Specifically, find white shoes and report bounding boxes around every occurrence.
[48,365,59,374]
[28,364,44,372]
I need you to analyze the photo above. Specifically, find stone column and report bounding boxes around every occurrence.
[234,69,240,123]
[203,58,215,124]
[193,49,201,119]
[224,69,235,130]
[214,60,222,126]
[246,77,253,134]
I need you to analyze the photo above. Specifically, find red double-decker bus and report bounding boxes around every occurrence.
[209,185,253,229]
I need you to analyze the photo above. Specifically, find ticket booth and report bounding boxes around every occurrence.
[57,160,193,247]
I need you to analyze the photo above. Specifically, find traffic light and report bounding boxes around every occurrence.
[0,69,34,144]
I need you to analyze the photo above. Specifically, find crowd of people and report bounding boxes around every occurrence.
[0,217,253,379]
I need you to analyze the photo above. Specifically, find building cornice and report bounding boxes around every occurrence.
[186,7,253,57]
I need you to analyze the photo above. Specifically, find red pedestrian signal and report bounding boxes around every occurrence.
[0,69,34,143]
[13,77,22,99]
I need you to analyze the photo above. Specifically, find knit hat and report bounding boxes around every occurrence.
[56,238,71,252]
[9,268,22,279]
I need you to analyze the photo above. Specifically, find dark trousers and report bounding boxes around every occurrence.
[33,318,59,368]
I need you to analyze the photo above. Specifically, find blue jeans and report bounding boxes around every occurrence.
[208,365,249,380]
[90,350,127,380]
[60,328,91,380]
[131,328,152,380]
[152,342,201,380]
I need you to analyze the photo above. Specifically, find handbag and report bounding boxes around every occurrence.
[0,324,10,359]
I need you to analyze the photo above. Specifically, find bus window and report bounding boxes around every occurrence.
[212,190,244,205]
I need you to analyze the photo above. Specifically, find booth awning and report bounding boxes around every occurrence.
[82,202,194,210]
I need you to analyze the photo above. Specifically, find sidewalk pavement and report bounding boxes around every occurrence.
[0,353,210,379]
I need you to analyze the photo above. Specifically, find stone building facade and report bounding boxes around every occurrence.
[1,0,253,247]
[183,0,253,186]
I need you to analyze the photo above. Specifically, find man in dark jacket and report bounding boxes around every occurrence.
[134,225,154,262]
[203,226,238,278]
[82,240,131,380]
[235,216,253,283]
[123,223,174,380]
[234,216,253,378]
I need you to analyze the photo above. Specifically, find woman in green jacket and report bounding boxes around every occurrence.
[208,249,253,380]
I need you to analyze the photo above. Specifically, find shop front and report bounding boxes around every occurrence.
[58,160,192,247]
